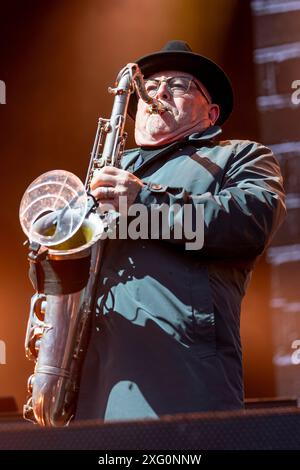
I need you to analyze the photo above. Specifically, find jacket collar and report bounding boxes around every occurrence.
[187,125,222,142]
[121,125,222,171]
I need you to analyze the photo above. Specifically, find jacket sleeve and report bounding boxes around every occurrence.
[134,141,286,257]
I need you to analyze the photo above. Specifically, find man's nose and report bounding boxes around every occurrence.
[155,81,171,100]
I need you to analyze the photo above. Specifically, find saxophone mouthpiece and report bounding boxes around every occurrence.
[147,102,167,115]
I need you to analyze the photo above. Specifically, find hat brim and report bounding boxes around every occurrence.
[127,50,234,126]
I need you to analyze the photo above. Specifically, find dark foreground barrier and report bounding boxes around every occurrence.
[0,405,299,450]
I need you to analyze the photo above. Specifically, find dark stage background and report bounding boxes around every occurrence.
[0,0,298,413]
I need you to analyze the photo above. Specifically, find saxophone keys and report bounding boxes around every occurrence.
[33,294,47,321]
[27,374,35,393]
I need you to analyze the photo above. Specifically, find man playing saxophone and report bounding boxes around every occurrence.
[75,40,286,421]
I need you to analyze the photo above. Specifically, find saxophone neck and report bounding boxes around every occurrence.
[128,63,166,115]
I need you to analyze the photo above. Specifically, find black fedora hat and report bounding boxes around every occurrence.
[127,40,233,125]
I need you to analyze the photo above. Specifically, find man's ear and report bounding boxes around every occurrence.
[208,104,220,125]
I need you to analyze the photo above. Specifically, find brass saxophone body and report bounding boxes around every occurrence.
[20,63,164,426]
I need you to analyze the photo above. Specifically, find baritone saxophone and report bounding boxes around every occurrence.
[19,63,166,426]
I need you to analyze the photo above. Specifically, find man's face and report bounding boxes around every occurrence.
[134,70,219,146]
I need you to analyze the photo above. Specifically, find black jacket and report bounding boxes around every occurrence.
[76,126,286,421]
